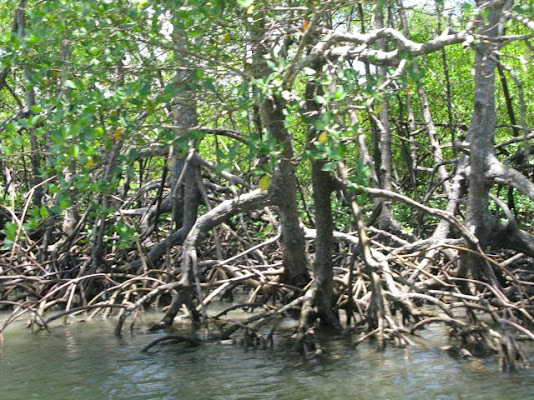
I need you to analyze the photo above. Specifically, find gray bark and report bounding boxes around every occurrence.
[261,98,309,283]
[466,0,505,246]
[306,79,342,330]
[374,3,394,231]
[252,21,309,284]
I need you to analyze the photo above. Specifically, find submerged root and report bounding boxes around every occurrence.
[141,335,202,353]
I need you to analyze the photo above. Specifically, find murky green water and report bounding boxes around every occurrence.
[1,312,533,400]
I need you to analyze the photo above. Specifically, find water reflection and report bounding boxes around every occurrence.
[0,314,533,400]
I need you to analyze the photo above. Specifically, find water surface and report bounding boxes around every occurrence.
[1,313,533,400]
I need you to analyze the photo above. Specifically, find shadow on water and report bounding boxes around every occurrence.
[0,313,533,400]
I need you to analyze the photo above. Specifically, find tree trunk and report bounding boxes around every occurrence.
[466,1,502,246]
[261,97,309,284]
[374,3,394,231]
[16,0,43,208]
[311,161,341,330]
[306,79,342,330]
[463,0,510,281]
[168,30,200,236]
[251,21,308,285]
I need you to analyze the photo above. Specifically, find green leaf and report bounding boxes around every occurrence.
[59,197,72,210]
[314,95,326,105]
[65,80,77,89]
[321,161,337,172]
[237,0,254,8]
[258,175,270,191]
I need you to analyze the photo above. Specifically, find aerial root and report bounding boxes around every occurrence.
[1,227,532,369]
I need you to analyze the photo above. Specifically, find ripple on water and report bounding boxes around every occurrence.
[0,315,533,400]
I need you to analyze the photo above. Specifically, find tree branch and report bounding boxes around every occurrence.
[488,157,534,202]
